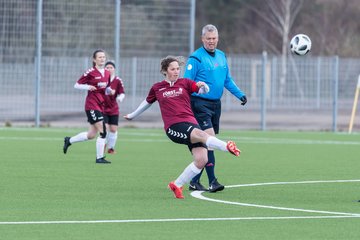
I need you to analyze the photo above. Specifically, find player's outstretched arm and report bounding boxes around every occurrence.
[240,95,247,105]
[196,81,210,94]
[116,93,125,103]
[124,99,152,120]
[74,82,96,91]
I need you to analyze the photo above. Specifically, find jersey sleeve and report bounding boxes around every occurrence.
[117,78,125,94]
[77,68,93,84]
[77,73,89,84]
[189,80,199,93]
[145,86,157,104]
[183,56,200,81]
[224,67,246,99]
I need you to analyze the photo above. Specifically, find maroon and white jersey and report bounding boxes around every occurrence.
[146,78,200,130]
[104,76,125,115]
[77,67,111,112]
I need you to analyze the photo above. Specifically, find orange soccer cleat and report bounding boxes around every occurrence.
[226,141,241,156]
[168,182,184,199]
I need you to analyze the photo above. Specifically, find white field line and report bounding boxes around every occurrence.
[1,215,360,225]
[0,136,168,142]
[2,180,360,225]
[1,127,360,144]
[2,127,360,136]
[231,137,360,145]
[191,179,360,217]
[1,135,360,145]
[0,128,164,136]
[226,179,360,188]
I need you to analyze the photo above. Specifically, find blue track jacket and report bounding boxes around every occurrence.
[184,47,245,100]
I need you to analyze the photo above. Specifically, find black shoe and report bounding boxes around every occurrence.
[96,157,111,164]
[63,137,71,154]
[209,178,224,193]
[189,181,208,191]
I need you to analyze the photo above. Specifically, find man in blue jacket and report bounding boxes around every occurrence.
[184,24,247,192]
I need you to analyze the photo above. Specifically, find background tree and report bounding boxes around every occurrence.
[297,0,360,56]
[195,0,360,57]
[242,0,303,98]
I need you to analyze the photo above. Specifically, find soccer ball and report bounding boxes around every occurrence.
[289,34,311,56]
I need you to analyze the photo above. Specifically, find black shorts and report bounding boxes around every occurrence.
[166,122,207,152]
[191,96,221,134]
[85,110,104,124]
[103,114,119,125]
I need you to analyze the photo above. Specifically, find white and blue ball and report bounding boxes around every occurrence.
[290,34,312,56]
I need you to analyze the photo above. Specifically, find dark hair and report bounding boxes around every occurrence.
[105,61,116,69]
[92,49,106,67]
[160,55,185,76]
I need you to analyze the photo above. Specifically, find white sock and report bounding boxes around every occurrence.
[205,136,227,151]
[107,131,118,149]
[174,162,202,187]
[96,137,106,159]
[70,132,88,144]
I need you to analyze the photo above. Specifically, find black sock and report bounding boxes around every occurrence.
[205,151,216,184]
[191,168,204,183]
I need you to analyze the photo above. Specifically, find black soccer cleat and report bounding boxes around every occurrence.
[63,137,71,154]
[209,178,225,193]
[189,181,208,191]
[96,157,111,164]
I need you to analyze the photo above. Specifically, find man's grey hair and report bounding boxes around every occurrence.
[202,24,218,36]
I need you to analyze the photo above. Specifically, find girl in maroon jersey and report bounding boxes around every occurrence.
[124,56,241,199]
[103,61,125,154]
[63,49,113,164]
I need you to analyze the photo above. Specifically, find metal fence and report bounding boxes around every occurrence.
[1,0,360,131]
[2,54,360,130]
[0,0,193,121]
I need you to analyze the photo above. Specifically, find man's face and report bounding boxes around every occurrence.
[202,31,218,52]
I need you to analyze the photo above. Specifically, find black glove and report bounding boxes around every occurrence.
[240,96,247,106]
